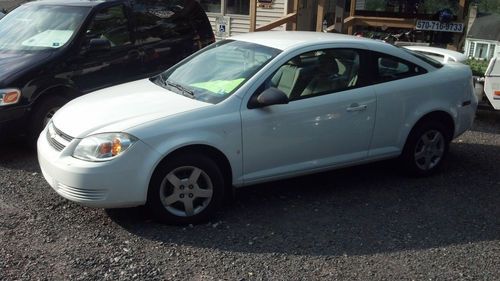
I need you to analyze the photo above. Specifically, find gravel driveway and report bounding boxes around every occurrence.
[1,110,499,280]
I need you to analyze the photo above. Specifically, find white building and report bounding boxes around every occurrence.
[464,13,500,60]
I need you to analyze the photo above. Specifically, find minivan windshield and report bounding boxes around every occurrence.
[158,40,281,104]
[0,5,90,51]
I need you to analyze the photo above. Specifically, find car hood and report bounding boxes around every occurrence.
[52,79,211,138]
[0,51,52,84]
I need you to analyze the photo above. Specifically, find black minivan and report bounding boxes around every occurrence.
[0,0,214,143]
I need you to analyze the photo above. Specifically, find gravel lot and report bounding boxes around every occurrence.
[1,110,499,280]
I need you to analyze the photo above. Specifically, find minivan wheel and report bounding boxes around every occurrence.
[400,121,450,176]
[147,153,225,225]
[28,95,68,147]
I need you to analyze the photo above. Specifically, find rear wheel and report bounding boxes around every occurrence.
[147,153,225,225]
[400,121,451,176]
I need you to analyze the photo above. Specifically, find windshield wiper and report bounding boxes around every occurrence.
[163,79,195,99]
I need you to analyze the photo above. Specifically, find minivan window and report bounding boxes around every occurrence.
[86,5,131,47]
[0,5,90,51]
[158,40,281,104]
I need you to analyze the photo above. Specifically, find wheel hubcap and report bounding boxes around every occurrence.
[159,166,213,217]
[414,130,445,171]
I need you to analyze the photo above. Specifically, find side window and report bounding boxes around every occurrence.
[86,5,131,47]
[376,55,426,82]
[261,48,362,101]
[133,1,193,44]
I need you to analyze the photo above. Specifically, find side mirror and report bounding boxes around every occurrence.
[250,87,289,108]
[87,38,111,52]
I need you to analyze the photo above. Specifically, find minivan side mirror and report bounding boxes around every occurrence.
[250,87,289,108]
[88,38,111,52]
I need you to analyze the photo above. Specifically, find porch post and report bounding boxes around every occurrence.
[348,0,356,34]
[316,0,325,32]
[250,0,257,31]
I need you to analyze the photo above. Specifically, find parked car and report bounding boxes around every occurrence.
[0,0,214,144]
[0,12,4,19]
[403,45,467,64]
[38,32,477,224]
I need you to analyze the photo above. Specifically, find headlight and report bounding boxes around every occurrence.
[73,133,138,162]
[0,88,21,106]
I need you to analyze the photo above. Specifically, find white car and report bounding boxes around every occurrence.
[403,45,467,64]
[38,32,477,224]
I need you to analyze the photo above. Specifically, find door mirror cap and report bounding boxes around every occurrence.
[251,87,289,108]
[88,38,111,52]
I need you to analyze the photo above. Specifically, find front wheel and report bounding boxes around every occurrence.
[147,154,225,225]
[400,121,451,176]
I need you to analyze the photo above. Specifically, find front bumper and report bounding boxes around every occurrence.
[37,127,160,208]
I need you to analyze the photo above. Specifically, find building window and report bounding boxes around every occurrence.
[468,42,475,57]
[475,43,489,59]
[200,0,222,13]
[489,44,496,60]
[226,0,249,15]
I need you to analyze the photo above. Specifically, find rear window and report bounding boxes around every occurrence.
[402,48,443,68]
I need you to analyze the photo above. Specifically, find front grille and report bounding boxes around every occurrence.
[46,124,74,151]
[53,125,73,142]
[57,182,107,201]
[46,132,65,151]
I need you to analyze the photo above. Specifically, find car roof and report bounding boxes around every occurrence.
[404,46,467,61]
[230,31,441,71]
[24,0,123,8]
[230,31,385,51]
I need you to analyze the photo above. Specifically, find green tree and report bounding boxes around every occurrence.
[474,0,500,14]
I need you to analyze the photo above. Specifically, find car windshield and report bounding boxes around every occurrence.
[158,40,281,104]
[0,5,90,51]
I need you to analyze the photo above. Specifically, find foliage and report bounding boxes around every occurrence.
[421,0,458,14]
[365,0,387,11]
[473,0,500,14]
[466,58,489,76]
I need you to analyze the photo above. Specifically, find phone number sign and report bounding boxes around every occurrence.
[416,20,464,33]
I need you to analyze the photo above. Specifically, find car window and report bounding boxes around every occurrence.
[86,5,131,47]
[158,40,281,104]
[376,54,426,82]
[134,0,207,43]
[260,48,362,101]
[0,5,89,51]
[401,48,443,68]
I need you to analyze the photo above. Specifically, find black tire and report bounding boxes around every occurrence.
[400,120,451,177]
[146,153,225,225]
[27,95,68,147]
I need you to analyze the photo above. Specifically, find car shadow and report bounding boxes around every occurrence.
[472,109,500,134]
[0,140,39,173]
[107,141,500,257]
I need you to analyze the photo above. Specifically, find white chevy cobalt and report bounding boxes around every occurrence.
[38,32,477,224]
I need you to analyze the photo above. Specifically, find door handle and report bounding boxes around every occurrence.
[346,104,367,112]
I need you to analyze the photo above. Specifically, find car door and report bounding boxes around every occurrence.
[68,4,141,93]
[366,52,429,156]
[240,48,377,183]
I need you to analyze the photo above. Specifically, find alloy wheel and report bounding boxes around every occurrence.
[159,166,214,217]
[414,130,445,171]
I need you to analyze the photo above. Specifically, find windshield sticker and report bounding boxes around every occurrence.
[190,78,245,95]
[22,30,73,48]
